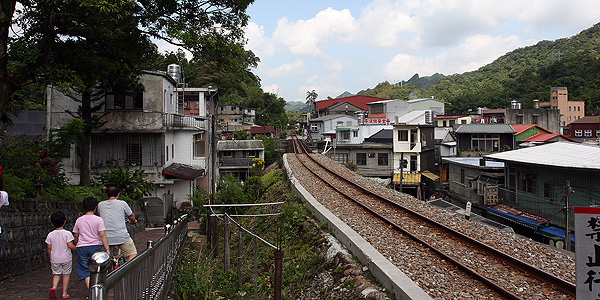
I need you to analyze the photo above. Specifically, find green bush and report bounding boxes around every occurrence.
[97,166,154,204]
[0,136,67,199]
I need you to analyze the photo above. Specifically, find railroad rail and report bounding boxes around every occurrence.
[289,135,575,299]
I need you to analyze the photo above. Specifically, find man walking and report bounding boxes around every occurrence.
[98,187,138,260]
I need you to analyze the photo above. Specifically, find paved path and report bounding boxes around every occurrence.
[0,228,168,300]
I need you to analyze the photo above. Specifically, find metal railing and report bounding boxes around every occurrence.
[89,214,188,300]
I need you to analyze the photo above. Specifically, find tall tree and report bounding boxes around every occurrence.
[305,90,318,115]
[2,0,255,185]
[0,0,255,118]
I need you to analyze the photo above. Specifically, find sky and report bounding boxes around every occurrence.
[242,0,600,103]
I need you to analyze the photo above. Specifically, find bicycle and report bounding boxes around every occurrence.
[109,244,126,270]
[109,220,136,270]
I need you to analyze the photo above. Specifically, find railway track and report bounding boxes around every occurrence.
[288,135,575,300]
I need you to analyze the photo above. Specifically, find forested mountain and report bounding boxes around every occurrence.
[360,22,600,115]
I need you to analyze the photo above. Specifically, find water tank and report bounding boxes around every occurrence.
[533,99,539,109]
[425,110,432,124]
[167,64,181,82]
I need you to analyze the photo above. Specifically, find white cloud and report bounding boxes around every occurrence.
[244,22,276,57]
[384,34,532,79]
[264,60,307,77]
[262,84,280,95]
[272,8,355,57]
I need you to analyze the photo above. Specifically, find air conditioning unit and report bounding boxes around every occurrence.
[469,181,477,190]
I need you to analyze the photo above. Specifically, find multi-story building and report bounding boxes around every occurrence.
[392,113,437,196]
[478,103,561,134]
[47,69,215,220]
[367,97,446,123]
[216,140,264,181]
[539,87,585,126]
[434,114,471,130]
[217,104,256,133]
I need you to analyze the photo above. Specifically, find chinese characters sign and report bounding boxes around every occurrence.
[575,207,600,299]
[364,118,390,125]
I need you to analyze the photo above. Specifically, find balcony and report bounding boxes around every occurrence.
[163,113,206,129]
[218,157,254,168]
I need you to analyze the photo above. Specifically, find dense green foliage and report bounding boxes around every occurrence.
[174,169,326,299]
[360,23,600,115]
[97,167,155,204]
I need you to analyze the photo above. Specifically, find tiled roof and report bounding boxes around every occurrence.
[522,133,559,142]
[455,124,516,134]
[571,116,600,124]
[485,142,600,170]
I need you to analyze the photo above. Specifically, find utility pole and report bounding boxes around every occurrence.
[399,152,404,192]
[565,180,573,251]
[207,87,218,245]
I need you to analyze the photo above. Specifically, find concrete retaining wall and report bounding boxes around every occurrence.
[283,154,432,300]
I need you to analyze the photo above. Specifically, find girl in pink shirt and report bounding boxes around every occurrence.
[46,211,77,299]
[73,197,109,290]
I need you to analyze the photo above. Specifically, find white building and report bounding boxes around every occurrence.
[47,70,216,223]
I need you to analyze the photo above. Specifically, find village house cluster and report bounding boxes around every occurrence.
[5,64,599,251]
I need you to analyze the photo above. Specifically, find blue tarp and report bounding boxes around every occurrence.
[536,225,575,243]
[488,208,545,229]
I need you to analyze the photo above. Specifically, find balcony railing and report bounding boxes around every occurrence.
[163,113,206,129]
[219,157,254,167]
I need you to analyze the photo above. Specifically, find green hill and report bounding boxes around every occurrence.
[360,22,600,115]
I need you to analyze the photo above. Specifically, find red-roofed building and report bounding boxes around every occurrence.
[568,116,600,141]
[513,124,576,146]
[315,95,388,117]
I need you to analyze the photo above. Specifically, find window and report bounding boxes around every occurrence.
[568,116,571,121]
[311,124,318,132]
[443,120,447,127]
[410,129,418,149]
[569,106,572,111]
[340,130,350,140]
[410,155,417,171]
[126,143,142,166]
[517,115,524,124]
[222,151,233,157]
[585,130,592,137]
[449,120,455,127]
[460,169,465,184]
[532,116,538,124]
[246,150,258,157]
[166,146,169,162]
[461,120,467,124]
[398,130,408,141]
[518,171,536,194]
[356,153,367,165]
[544,182,554,201]
[105,90,143,110]
[377,153,388,166]
[578,106,581,111]
[172,144,174,158]
[194,133,205,157]
[353,131,358,138]
[575,130,582,137]
[330,153,348,163]
[596,130,600,137]
[471,134,500,151]
[337,121,344,126]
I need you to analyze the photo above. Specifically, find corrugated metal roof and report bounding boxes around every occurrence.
[456,124,516,134]
[442,157,504,169]
[485,142,600,170]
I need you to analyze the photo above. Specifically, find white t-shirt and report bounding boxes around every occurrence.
[98,199,133,245]
[45,229,74,264]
